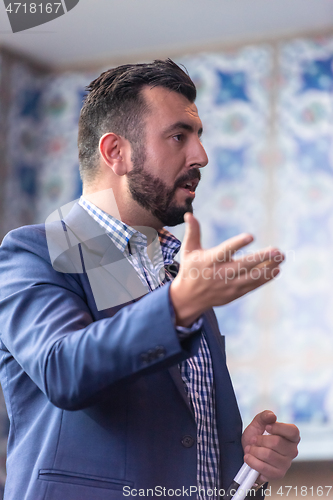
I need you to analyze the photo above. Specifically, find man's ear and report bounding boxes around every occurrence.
[99,133,130,176]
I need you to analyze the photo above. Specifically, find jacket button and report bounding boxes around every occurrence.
[146,349,156,362]
[155,346,166,358]
[181,435,195,448]
[140,353,149,365]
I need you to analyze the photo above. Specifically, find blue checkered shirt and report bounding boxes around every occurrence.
[79,197,221,499]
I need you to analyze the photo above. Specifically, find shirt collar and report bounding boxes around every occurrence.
[158,227,181,265]
[79,197,181,263]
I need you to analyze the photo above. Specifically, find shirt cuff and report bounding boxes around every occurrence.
[168,288,203,341]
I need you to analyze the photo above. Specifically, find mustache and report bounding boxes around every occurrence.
[174,169,201,189]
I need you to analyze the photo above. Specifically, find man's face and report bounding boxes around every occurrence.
[127,86,208,226]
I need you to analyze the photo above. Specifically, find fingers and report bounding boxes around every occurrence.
[244,447,291,483]
[221,256,283,288]
[248,427,300,458]
[178,219,284,311]
[248,410,277,434]
[207,240,284,282]
[244,438,298,482]
[224,262,281,298]
[206,233,254,263]
[183,218,284,274]
[254,434,299,460]
[182,213,202,253]
[266,422,301,444]
[244,422,300,483]
[235,247,285,272]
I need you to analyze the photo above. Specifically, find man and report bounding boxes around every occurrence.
[0,60,299,500]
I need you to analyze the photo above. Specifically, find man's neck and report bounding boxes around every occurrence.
[82,188,164,231]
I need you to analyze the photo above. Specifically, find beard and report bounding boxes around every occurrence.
[127,144,200,227]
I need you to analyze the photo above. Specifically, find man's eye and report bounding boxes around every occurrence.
[173,134,183,142]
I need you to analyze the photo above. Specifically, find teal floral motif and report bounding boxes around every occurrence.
[296,138,333,175]
[19,89,42,120]
[300,57,333,92]
[45,95,67,116]
[214,148,246,179]
[216,71,249,104]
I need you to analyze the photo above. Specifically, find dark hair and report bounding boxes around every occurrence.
[78,59,196,183]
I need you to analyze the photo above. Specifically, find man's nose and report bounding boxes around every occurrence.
[189,140,208,169]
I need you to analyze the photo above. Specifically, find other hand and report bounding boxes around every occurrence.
[242,410,300,484]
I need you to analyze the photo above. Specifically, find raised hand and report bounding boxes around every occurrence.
[170,213,284,326]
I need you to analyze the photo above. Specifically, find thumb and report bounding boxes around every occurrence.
[182,212,202,254]
[251,410,277,433]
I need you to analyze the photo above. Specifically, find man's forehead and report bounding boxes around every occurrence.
[142,85,200,121]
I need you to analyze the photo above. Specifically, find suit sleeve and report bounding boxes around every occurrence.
[0,225,201,410]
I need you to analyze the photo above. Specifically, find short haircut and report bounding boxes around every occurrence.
[78,59,196,184]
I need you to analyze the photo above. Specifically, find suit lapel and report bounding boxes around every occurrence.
[203,310,244,487]
[203,310,242,443]
[63,203,148,310]
[167,310,243,429]
[168,365,195,417]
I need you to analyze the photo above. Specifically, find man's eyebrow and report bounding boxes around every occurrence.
[163,121,203,137]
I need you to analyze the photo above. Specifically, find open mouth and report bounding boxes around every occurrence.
[179,178,199,193]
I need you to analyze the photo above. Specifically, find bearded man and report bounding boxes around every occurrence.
[0,59,299,500]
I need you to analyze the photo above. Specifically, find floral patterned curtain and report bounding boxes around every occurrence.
[0,34,333,495]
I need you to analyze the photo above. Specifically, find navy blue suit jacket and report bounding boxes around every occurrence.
[0,203,245,500]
